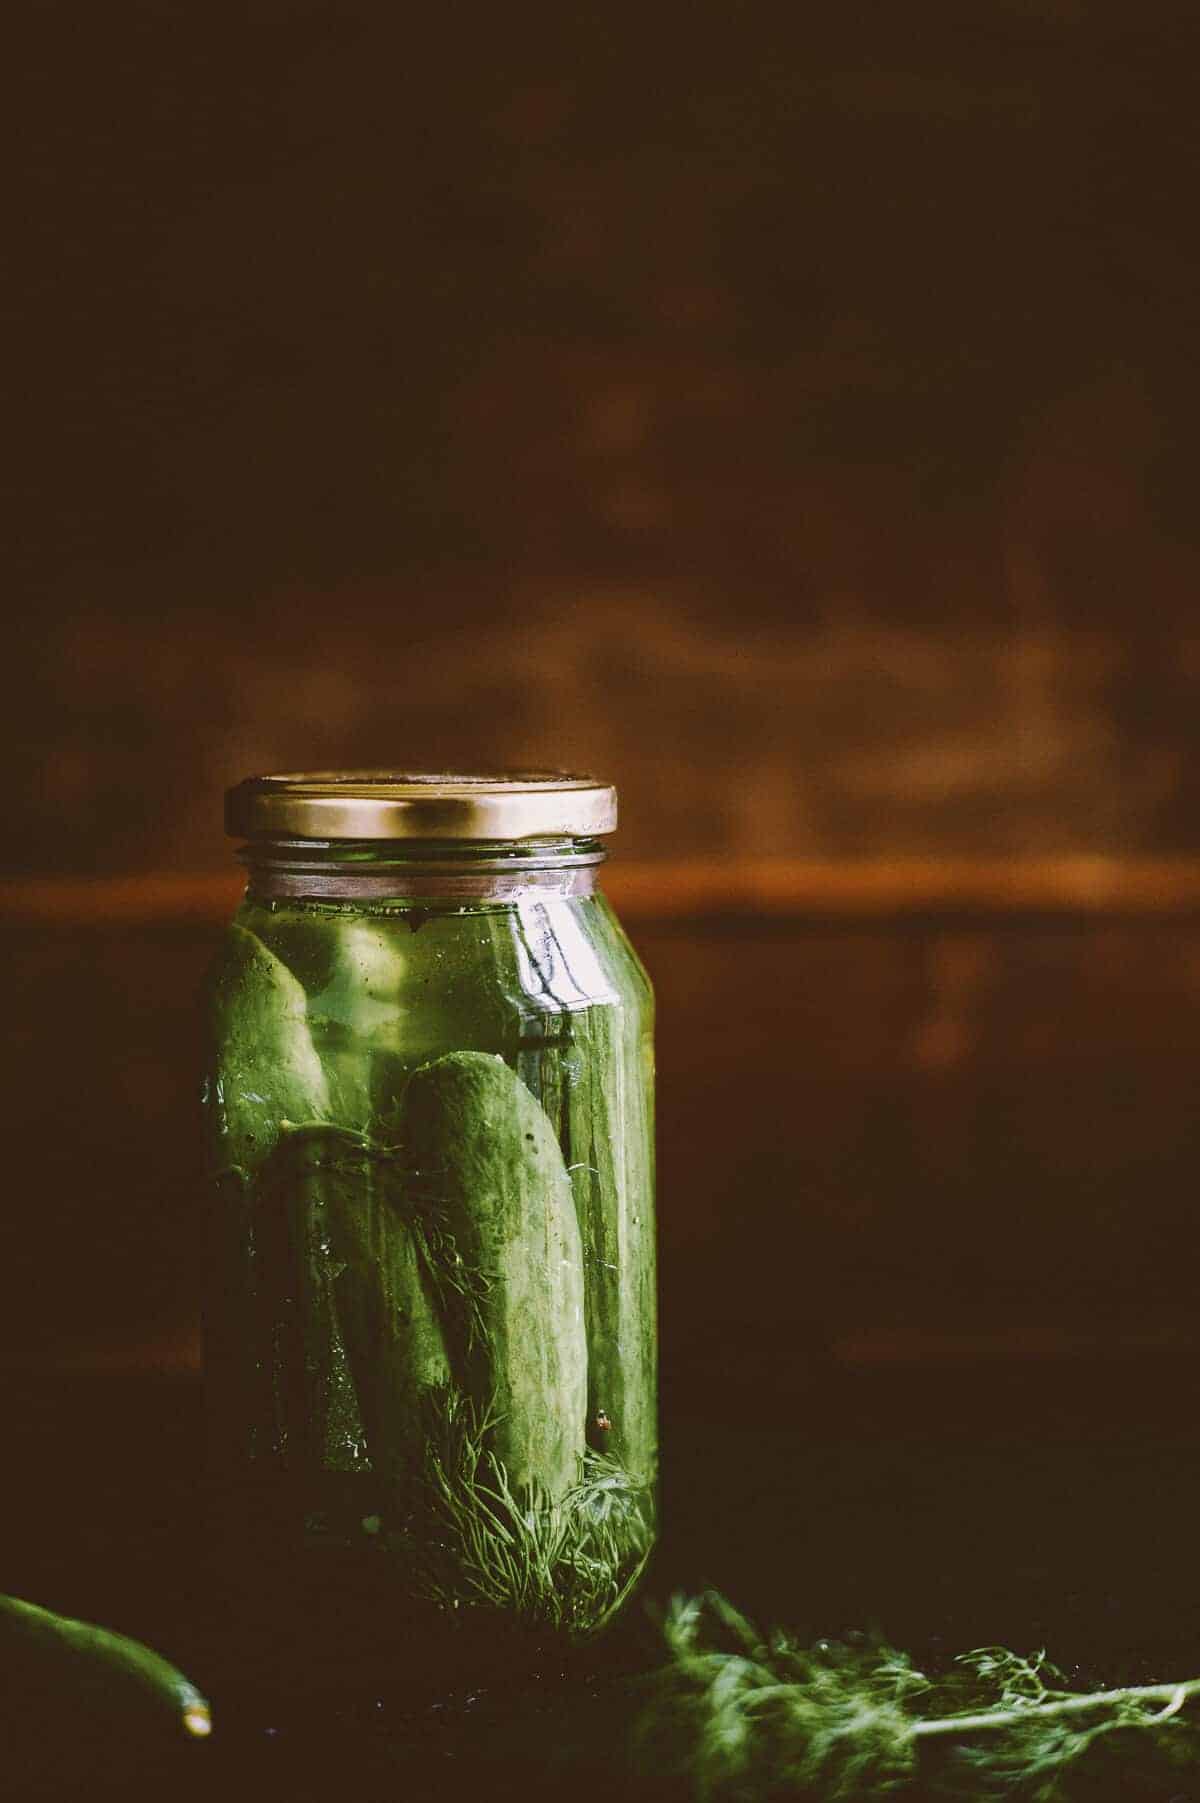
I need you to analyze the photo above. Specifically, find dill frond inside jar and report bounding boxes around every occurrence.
[203,773,656,1671]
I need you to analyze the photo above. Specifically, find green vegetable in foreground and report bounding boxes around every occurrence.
[0,1592,211,1745]
[638,1591,1200,1801]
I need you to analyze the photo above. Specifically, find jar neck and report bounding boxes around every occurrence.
[238,837,606,903]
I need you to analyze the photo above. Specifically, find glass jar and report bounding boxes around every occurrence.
[203,773,656,1666]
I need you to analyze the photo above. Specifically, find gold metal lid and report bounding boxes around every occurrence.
[225,771,618,842]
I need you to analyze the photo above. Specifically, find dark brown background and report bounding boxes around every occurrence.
[9,0,1200,873]
[5,1,1200,1398]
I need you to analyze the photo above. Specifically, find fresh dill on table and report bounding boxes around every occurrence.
[635,1590,1200,1801]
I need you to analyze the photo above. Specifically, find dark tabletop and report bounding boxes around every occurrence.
[3,1350,1199,1802]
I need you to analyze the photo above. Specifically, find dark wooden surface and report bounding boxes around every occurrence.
[4,1365,1200,1800]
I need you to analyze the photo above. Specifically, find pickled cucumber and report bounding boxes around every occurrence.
[403,1051,587,1502]
[566,1005,657,1486]
[258,1126,370,1475]
[208,923,329,1173]
[308,918,409,1130]
[319,1133,450,1485]
[259,1123,450,1486]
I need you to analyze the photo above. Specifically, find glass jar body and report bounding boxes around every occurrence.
[203,849,656,1658]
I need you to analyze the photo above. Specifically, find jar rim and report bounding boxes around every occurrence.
[226,770,618,843]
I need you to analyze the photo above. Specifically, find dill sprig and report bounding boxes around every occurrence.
[636,1591,1200,1801]
[408,1385,652,1641]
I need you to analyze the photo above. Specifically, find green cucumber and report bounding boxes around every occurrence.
[259,1126,370,1476]
[566,1004,658,1485]
[328,1157,450,1491]
[0,1593,210,1772]
[206,925,330,1471]
[403,1051,587,1502]
[209,923,329,1173]
[300,1126,449,1485]
[264,1124,450,1486]
[309,917,409,1130]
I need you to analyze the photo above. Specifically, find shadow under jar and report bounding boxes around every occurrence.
[203,773,656,1681]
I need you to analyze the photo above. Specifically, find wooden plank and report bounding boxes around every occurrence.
[7,857,1200,926]
[0,871,243,926]
[612,857,1200,919]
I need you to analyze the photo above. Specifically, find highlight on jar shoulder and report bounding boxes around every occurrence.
[203,772,657,1646]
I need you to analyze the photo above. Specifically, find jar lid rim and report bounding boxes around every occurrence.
[225,770,618,841]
